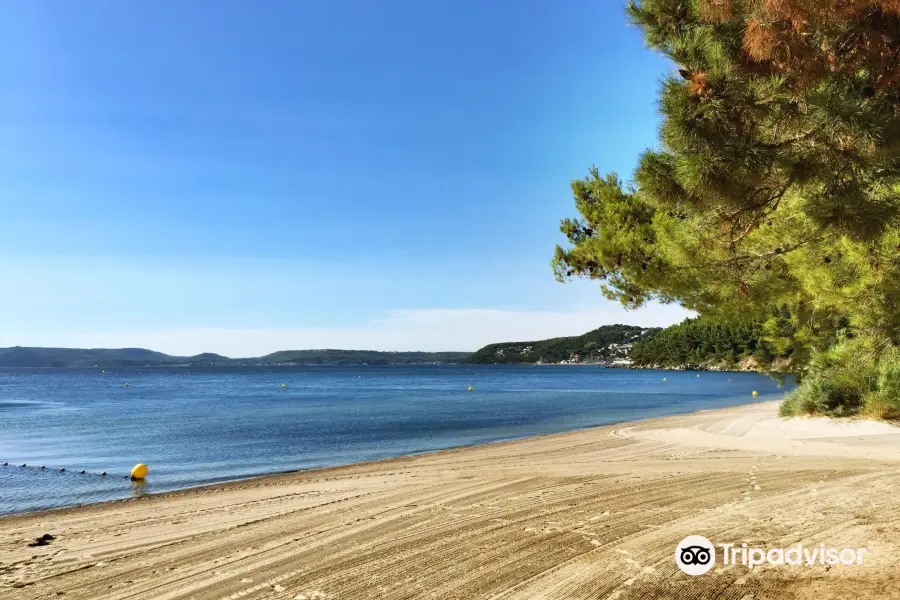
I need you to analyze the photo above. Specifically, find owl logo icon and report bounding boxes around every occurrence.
[675,535,715,575]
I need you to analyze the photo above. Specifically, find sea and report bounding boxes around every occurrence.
[0,365,793,515]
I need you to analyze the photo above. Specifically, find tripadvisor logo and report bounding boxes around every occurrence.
[675,535,867,575]
[675,535,716,575]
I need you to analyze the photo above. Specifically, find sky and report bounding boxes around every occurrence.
[0,1,691,356]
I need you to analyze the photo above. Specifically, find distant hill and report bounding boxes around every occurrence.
[189,352,232,363]
[0,347,179,368]
[12,321,766,368]
[260,350,471,365]
[0,347,470,368]
[464,325,659,365]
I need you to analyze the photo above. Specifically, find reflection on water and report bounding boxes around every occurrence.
[130,479,151,499]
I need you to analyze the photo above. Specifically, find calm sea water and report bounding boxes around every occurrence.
[0,366,793,514]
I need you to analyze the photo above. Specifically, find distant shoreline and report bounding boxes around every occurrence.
[0,323,784,371]
[0,347,472,369]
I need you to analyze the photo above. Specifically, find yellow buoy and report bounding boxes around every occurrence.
[468,386,473,392]
[696,373,700,377]
[282,383,287,389]
[130,463,149,480]
[752,390,759,397]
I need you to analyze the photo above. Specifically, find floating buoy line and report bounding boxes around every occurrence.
[0,462,145,480]
[4,378,319,484]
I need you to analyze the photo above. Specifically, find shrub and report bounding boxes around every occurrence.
[779,337,880,417]
[863,347,900,420]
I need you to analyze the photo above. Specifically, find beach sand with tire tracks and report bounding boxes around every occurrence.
[3,400,900,599]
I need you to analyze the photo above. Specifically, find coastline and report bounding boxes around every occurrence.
[0,370,790,516]
[4,400,900,599]
[0,395,783,519]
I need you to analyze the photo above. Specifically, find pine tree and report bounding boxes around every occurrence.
[554,0,900,366]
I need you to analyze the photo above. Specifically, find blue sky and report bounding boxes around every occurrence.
[0,0,690,355]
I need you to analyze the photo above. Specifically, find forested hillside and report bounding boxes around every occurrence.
[0,347,469,367]
[0,347,186,368]
[629,319,787,369]
[465,325,657,364]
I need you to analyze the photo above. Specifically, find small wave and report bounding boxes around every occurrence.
[0,399,50,410]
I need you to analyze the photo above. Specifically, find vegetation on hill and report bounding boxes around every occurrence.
[258,350,470,365]
[465,325,657,364]
[0,347,470,368]
[629,318,785,369]
[554,0,900,417]
[0,347,177,368]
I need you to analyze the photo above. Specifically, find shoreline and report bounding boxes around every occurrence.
[4,400,900,599]
[0,398,775,520]
[1,394,785,518]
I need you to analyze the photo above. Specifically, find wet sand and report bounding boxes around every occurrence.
[3,400,900,599]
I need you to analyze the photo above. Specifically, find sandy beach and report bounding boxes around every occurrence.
[3,400,900,599]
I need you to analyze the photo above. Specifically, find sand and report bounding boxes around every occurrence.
[3,400,900,599]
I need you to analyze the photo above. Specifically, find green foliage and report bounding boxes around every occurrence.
[630,317,782,368]
[779,337,878,417]
[465,325,657,365]
[867,346,900,420]
[554,1,900,417]
[778,336,900,418]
